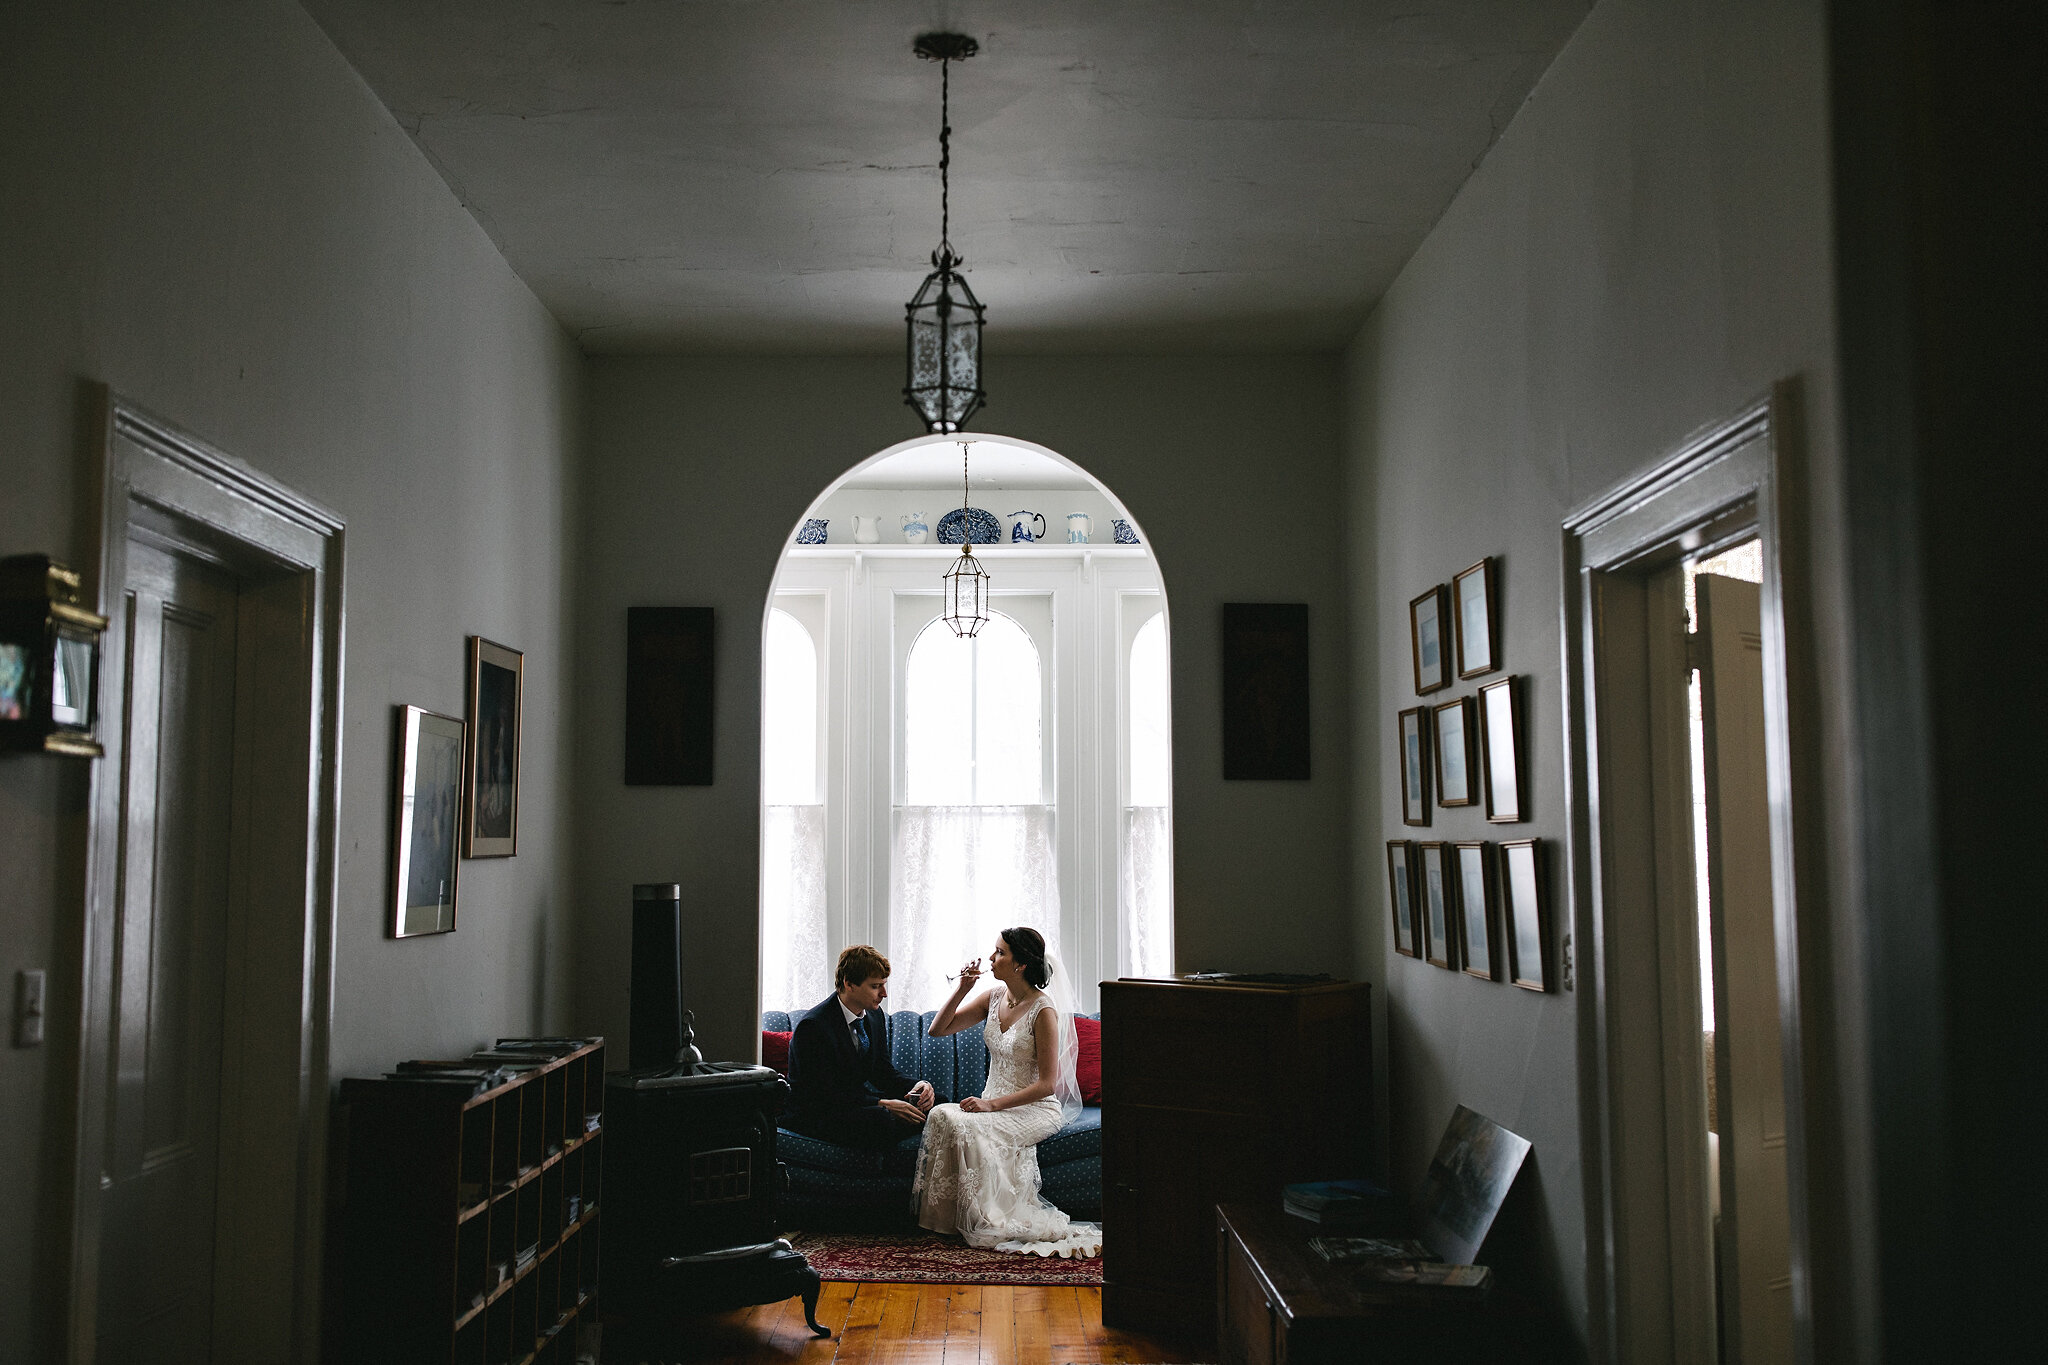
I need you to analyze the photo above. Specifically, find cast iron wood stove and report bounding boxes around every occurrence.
[603,885,828,1360]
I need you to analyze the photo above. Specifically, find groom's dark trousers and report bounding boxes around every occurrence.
[783,994,925,1149]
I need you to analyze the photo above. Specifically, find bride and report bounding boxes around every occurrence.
[912,926,1103,1259]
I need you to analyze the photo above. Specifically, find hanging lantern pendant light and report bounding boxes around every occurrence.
[904,33,987,434]
[940,441,990,638]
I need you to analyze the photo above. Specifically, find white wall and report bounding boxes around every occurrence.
[1343,0,1839,1344]
[573,355,1350,1067]
[0,4,582,1356]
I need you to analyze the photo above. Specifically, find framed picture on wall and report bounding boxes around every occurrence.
[1479,674,1525,823]
[1410,585,1451,694]
[464,637,523,857]
[392,705,464,938]
[1418,841,1457,970]
[1399,705,1432,826]
[1434,695,1478,807]
[1454,557,1499,678]
[1455,841,1500,982]
[1500,838,1551,992]
[1387,840,1420,958]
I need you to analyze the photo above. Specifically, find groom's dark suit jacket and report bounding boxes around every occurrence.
[784,994,926,1149]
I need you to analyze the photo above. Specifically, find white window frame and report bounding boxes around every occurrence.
[766,545,1168,1012]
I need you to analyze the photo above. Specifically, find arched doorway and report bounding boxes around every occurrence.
[758,433,1171,1017]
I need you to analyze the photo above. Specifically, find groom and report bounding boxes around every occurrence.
[784,945,936,1148]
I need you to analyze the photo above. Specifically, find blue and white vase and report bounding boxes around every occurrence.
[795,518,829,545]
[901,512,929,544]
[1007,510,1047,544]
[1111,518,1140,545]
[1066,513,1092,544]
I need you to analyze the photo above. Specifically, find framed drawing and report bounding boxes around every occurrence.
[1455,841,1499,981]
[1454,557,1498,678]
[1479,674,1524,823]
[1387,840,1419,958]
[392,705,464,937]
[626,607,716,785]
[1433,695,1477,807]
[1418,841,1456,970]
[1221,602,1311,780]
[1500,838,1550,991]
[1398,705,1432,826]
[464,636,523,857]
[1409,585,1450,694]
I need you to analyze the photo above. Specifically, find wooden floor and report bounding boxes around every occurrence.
[646,1282,1204,1364]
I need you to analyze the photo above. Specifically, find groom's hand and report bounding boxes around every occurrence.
[908,1080,936,1112]
[879,1099,926,1126]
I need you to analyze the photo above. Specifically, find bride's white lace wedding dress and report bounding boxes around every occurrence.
[912,986,1104,1258]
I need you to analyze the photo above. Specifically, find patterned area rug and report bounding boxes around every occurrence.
[787,1231,1104,1286]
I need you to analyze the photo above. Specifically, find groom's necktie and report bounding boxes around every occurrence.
[850,1016,868,1056]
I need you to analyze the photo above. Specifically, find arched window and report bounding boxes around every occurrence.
[892,609,1057,1008]
[1124,612,1174,977]
[762,608,818,804]
[760,607,826,1011]
[904,611,1043,805]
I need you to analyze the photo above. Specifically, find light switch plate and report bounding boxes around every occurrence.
[15,970,45,1048]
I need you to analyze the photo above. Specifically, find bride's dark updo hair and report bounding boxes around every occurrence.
[1000,926,1051,989]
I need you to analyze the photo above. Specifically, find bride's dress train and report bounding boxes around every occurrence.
[912,988,1103,1258]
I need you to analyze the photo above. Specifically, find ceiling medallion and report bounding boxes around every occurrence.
[903,32,987,435]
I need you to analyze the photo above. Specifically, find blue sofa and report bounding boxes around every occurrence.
[761,1008,1101,1227]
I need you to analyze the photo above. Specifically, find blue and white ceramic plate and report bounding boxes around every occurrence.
[936,507,1002,544]
[1111,518,1141,545]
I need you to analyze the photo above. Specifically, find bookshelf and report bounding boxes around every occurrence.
[335,1038,604,1365]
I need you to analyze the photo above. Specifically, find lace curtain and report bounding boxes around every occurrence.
[889,804,1062,1012]
[759,803,828,1012]
[1122,805,1173,979]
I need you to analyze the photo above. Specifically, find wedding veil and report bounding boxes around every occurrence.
[1040,947,1084,1128]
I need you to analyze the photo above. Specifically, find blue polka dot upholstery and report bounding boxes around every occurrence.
[764,1007,1102,1224]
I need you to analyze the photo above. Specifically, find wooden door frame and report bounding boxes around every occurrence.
[1560,386,1829,1365]
[69,388,345,1365]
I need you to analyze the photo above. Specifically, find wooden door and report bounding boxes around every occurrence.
[1697,573,1793,1365]
[96,540,240,1364]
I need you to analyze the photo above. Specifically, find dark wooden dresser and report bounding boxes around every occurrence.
[1218,1203,1557,1365]
[1100,977,1371,1337]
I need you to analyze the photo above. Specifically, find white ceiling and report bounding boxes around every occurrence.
[840,437,1095,490]
[301,1,1588,355]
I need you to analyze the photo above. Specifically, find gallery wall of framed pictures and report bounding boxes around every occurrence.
[1389,555,1552,991]
[389,634,528,939]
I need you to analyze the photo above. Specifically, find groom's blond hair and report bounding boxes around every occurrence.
[835,945,891,989]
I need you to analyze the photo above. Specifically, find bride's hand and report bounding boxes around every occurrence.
[952,959,982,990]
[960,1095,992,1113]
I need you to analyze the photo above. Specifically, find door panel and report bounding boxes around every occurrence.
[97,540,239,1365]
[1697,573,1793,1365]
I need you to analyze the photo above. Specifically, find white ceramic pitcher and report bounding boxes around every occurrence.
[852,515,882,544]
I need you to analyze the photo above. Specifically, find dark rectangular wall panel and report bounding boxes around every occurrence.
[625,607,714,785]
[1221,602,1311,780]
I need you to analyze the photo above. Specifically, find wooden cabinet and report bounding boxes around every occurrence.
[1217,1203,1553,1365]
[335,1040,605,1365]
[1100,979,1371,1337]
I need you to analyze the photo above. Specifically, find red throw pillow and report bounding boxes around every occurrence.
[1074,1016,1102,1104]
[762,1030,792,1075]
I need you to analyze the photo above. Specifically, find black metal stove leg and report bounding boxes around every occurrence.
[801,1267,831,1337]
